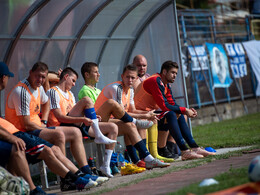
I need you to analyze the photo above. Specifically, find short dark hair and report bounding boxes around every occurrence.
[60,67,78,80]
[122,64,137,74]
[81,62,98,79]
[31,62,48,72]
[160,61,178,74]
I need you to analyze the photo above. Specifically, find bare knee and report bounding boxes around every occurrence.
[40,146,55,160]
[72,127,83,139]
[50,145,63,157]
[107,123,118,136]
[53,131,66,145]
[106,99,121,109]
[121,122,137,135]
[11,146,26,159]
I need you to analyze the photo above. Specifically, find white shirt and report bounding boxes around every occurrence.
[47,86,76,110]
[7,79,48,116]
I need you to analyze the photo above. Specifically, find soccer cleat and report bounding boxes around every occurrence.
[135,160,146,168]
[99,165,114,178]
[30,186,48,195]
[136,120,153,129]
[192,147,216,157]
[158,146,175,159]
[145,158,170,169]
[120,163,146,176]
[60,178,76,191]
[74,177,97,191]
[156,154,175,163]
[181,149,204,161]
[82,174,109,185]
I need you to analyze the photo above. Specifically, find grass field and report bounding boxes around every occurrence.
[192,112,260,149]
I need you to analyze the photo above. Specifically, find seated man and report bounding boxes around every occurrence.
[5,62,108,190]
[95,64,159,165]
[47,67,117,177]
[132,55,178,160]
[0,62,101,192]
[134,60,216,160]
[78,62,170,169]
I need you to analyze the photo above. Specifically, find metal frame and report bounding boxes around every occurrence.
[64,0,113,67]
[124,0,172,67]
[3,0,50,65]
[37,0,83,61]
[96,0,144,64]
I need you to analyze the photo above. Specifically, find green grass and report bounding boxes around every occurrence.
[171,166,249,195]
[192,112,260,148]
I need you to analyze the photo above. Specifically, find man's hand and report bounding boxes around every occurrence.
[146,110,159,121]
[97,115,102,122]
[185,108,197,118]
[9,136,26,151]
[83,118,94,126]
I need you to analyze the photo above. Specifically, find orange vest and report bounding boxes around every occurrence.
[5,82,41,132]
[0,118,19,134]
[95,81,131,112]
[134,75,160,111]
[48,87,74,127]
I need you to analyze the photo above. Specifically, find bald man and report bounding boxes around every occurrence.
[132,55,150,90]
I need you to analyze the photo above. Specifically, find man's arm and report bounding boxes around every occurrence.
[41,100,50,122]
[0,126,26,151]
[128,104,158,121]
[144,77,186,114]
[18,115,43,131]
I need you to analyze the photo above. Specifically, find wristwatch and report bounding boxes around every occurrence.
[41,120,47,125]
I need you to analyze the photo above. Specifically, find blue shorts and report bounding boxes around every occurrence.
[13,131,53,164]
[0,140,12,167]
[158,117,170,131]
[26,126,56,137]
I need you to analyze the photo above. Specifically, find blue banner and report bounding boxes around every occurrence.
[225,43,247,78]
[205,42,232,88]
[188,45,209,81]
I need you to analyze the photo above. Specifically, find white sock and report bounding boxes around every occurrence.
[102,149,113,167]
[92,119,116,144]
[100,166,113,178]
[132,118,137,124]
[144,154,154,162]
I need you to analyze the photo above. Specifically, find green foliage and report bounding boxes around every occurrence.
[192,113,260,148]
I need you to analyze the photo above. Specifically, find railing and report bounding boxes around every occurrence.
[178,10,260,110]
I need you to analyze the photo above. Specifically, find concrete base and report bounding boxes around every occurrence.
[191,98,260,127]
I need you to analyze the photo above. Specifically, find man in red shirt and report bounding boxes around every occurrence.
[135,61,216,160]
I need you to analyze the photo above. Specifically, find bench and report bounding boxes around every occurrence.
[39,136,105,189]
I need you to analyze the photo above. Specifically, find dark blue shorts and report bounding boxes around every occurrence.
[60,123,93,139]
[26,126,56,137]
[158,117,170,131]
[13,131,53,164]
[0,140,12,167]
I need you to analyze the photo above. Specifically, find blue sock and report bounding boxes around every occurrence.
[120,112,133,123]
[126,145,139,164]
[80,165,92,175]
[134,140,150,160]
[84,108,97,119]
